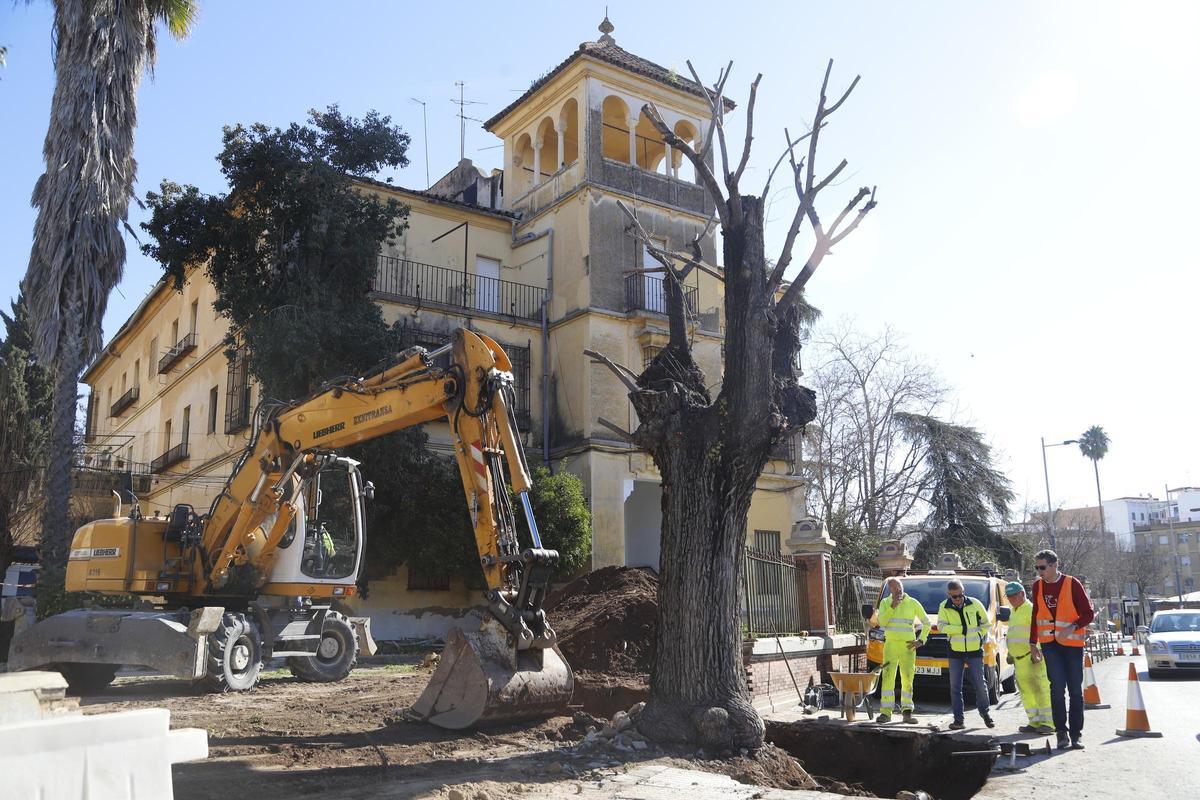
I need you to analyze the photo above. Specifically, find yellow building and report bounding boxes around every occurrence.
[1134,523,1200,597]
[80,20,808,638]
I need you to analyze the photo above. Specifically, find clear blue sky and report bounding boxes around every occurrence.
[3,1,1197,515]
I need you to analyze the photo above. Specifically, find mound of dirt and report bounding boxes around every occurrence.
[701,743,820,792]
[546,566,658,677]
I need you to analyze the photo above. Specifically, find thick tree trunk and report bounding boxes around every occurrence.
[41,311,83,576]
[636,197,814,749]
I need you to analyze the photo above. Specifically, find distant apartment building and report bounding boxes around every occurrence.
[76,21,808,638]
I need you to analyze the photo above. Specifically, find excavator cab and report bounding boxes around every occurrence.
[266,457,367,590]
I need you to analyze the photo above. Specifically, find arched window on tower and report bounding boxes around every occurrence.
[560,98,579,167]
[601,95,631,164]
[673,120,700,184]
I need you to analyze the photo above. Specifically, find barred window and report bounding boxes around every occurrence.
[225,343,252,434]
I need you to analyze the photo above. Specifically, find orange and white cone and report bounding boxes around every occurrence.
[1083,654,1110,709]
[1116,638,1126,655]
[1131,640,1141,656]
[1116,662,1163,738]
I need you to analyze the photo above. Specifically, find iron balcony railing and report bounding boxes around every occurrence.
[373,255,545,321]
[110,386,139,417]
[158,332,197,374]
[624,273,698,316]
[150,441,189,473]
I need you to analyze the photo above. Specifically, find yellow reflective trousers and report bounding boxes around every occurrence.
[1014,653,1053,728]
[880,637,917,714]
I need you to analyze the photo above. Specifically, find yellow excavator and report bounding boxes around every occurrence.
[8,329,572,728]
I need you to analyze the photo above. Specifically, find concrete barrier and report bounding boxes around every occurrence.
[0,670,207,799]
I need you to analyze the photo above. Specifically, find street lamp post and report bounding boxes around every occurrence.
[1040,437,1079,550]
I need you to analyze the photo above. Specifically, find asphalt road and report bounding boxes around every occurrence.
[907,648,1200,799]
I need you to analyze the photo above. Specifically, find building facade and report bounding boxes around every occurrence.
[1133,521,1200,598]
[79,22,808,637]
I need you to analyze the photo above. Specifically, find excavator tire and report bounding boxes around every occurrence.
[201,612,263,693]
[287,611,358,683]
[56,663,120,695]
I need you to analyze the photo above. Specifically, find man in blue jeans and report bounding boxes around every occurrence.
[1029,549,1093,749]
[937,579,994,730]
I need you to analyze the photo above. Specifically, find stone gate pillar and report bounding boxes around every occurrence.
[875,540,914,577]
[788,517,837,635]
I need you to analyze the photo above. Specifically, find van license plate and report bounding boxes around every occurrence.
[915,666,942,676]
[1178,652,1200,661]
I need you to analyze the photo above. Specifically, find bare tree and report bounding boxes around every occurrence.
[804,323,944,538]
[1127,543,1170,623]
[586,60,876,748]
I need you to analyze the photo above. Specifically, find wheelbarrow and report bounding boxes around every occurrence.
[828,669,882,722]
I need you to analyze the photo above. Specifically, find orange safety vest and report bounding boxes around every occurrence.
[1033,574,1087,647]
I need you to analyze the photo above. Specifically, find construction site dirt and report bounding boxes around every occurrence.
[77,666,831,799]
[545,565,657,717]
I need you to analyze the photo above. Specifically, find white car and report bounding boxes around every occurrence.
[1146,609,1200,678]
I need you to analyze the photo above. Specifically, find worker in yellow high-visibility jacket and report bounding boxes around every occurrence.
[873,576,931,723]
[1004,581,1055,734]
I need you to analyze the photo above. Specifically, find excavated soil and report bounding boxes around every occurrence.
[546,565,658,677]
[547,566,658,717]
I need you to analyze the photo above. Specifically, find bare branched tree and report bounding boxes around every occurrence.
[804,323,945,539]
[586,59,877,749]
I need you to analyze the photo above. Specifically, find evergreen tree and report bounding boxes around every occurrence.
[0,293,54,570]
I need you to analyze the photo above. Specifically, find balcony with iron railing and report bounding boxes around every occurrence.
[150,441,189,473]
[110,386,139,417]
[373,256,545,321]
[624,273,698,316]
[158,332,197,374]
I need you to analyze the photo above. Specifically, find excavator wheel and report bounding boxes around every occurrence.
[287,611,358,683]
[201,612,264,693]
[56,663,120,695]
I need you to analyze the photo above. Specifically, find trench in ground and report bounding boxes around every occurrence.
[766,719,997,800]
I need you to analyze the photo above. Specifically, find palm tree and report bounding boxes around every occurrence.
[1078,425,1110,536]
[22,0,196,583]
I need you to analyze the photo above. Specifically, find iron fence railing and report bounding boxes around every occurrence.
[832,566,884,635]
[110,386,139,417]
[158,332,197,374]
[374,255,545,321]
[624,273,698,316]
[150,441,189,473]
[740,547,803,636]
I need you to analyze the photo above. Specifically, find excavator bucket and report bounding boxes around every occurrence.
[408,625,573,729]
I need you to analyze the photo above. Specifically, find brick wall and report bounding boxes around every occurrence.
[744,646,866,700]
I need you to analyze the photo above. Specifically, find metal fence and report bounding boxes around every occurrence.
[740,547,803,636]
[832,566,884,635]
[374,255,545,321]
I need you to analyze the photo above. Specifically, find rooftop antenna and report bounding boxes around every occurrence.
[451,81,487,162]
[409,98,430,188]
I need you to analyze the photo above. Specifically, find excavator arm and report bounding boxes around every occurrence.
[195,329,559,651]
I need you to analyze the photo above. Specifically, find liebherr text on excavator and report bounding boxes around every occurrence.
[9,329,572,728]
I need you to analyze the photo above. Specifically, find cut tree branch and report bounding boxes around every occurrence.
[584,348,641,394]
[766,60,863,296]
[641,103,730,230]
[597,416,637,444]
[729,73,762,197]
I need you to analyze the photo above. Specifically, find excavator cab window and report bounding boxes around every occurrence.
[300,462,358,580]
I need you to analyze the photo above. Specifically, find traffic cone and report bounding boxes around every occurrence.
[1116,638,1125,655]
[1131,640,1141,656]
[1083,654,1110,709]
[1115,662,1163,738]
